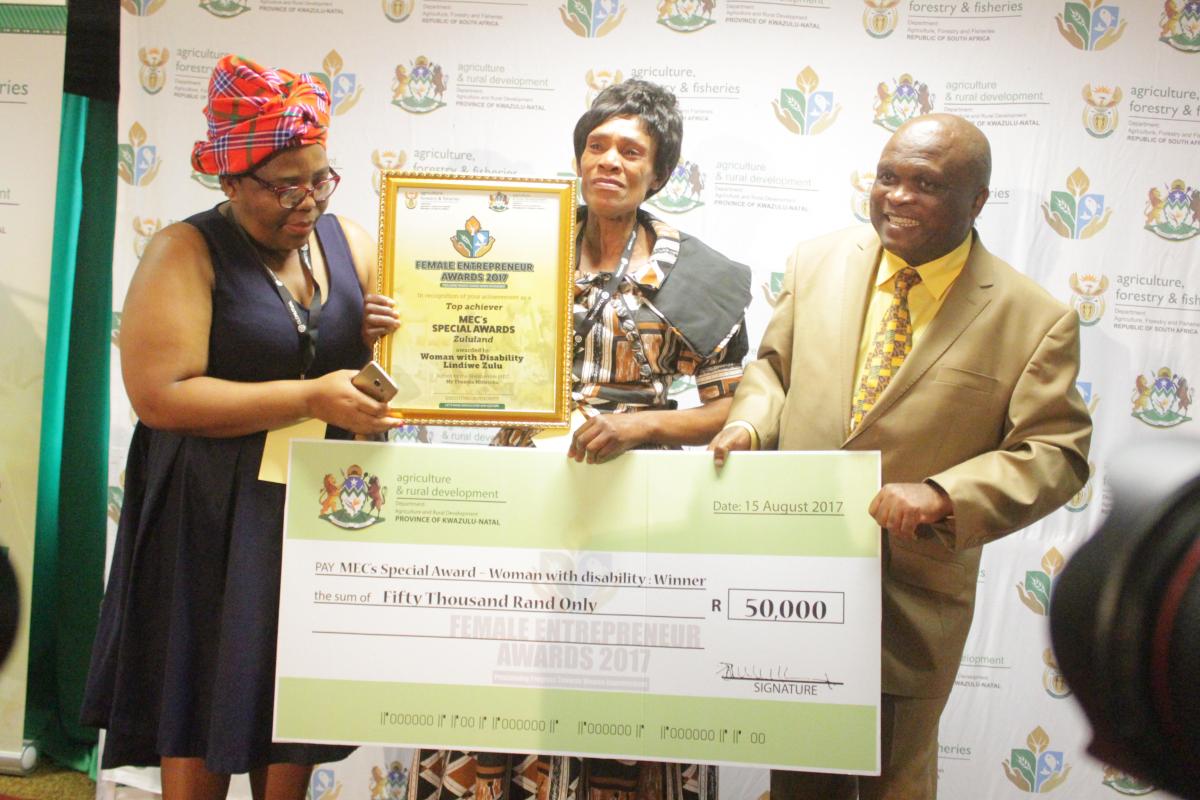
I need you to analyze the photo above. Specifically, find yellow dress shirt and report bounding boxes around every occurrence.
[723,233,973,448]
[852,233,974,389]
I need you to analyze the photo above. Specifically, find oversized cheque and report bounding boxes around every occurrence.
[275,441,881,773]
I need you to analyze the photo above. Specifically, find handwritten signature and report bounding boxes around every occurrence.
[717,661,843,688]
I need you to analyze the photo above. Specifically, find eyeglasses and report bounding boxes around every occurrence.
[244,168,341,209]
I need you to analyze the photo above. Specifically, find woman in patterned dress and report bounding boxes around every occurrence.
[412,79,752,800]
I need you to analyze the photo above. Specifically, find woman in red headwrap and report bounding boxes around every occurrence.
[81,55,400,799]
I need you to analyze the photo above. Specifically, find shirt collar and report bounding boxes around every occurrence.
[633,214,680,290]
[575,207,680,292]
[878,232,973,301]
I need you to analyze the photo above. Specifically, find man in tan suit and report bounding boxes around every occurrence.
[709,114,1091,799]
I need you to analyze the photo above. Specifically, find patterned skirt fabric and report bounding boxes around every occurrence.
[408,751,715,800]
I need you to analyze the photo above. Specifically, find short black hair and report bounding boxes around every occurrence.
[573,79,683,199]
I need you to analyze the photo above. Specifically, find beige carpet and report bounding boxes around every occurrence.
[0,759,94,800]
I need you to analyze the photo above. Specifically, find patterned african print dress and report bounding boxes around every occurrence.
[411,210,751,800]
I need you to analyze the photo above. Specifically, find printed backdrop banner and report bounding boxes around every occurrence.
[0,0,66,763]
[113,1,1199,798]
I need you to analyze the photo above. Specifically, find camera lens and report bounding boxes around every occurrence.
[1050,440,1200,798]
[0,549,18,666]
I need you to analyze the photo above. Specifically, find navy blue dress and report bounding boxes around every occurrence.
[82,206,368,773]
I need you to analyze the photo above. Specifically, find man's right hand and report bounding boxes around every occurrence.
[708,425,752,469]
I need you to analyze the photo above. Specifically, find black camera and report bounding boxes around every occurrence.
[1050,440,1200,798]
[0,548,17,667]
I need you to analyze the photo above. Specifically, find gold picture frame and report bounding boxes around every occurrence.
[376,172,577,427]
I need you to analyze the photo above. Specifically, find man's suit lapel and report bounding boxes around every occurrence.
[844,234,996,445]
[838,231,882,441]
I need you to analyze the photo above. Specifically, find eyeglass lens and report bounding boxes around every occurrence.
[279,177,338,209]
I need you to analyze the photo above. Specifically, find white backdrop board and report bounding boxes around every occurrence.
[111,1,1200,797]
[0,0,66,770]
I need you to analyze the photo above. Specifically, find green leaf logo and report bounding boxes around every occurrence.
[774,67,840,136]
[1008,747,1037,790]
[1065,2,1090,42]
[1026,571,1050,610]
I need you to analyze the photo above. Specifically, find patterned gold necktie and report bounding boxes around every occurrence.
[851,266,922,431]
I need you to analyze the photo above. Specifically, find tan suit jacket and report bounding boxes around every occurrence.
[729,226,1091,697]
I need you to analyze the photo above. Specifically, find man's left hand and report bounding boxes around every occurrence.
[568,414,647,464]
[869,482,954,540]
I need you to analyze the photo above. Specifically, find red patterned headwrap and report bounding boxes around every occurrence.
[191,54,330,176]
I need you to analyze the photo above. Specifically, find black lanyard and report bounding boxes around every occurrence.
[230,212,323,378]
[573,220,639,351]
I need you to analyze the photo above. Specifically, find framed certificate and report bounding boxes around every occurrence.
[376,173,577,427]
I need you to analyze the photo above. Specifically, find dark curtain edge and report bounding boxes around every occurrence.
[26,90,117,776]
[27,90,87,765]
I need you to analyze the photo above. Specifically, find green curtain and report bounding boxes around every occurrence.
[27,92,116,773]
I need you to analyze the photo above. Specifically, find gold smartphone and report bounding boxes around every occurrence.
[351,360,399,403]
